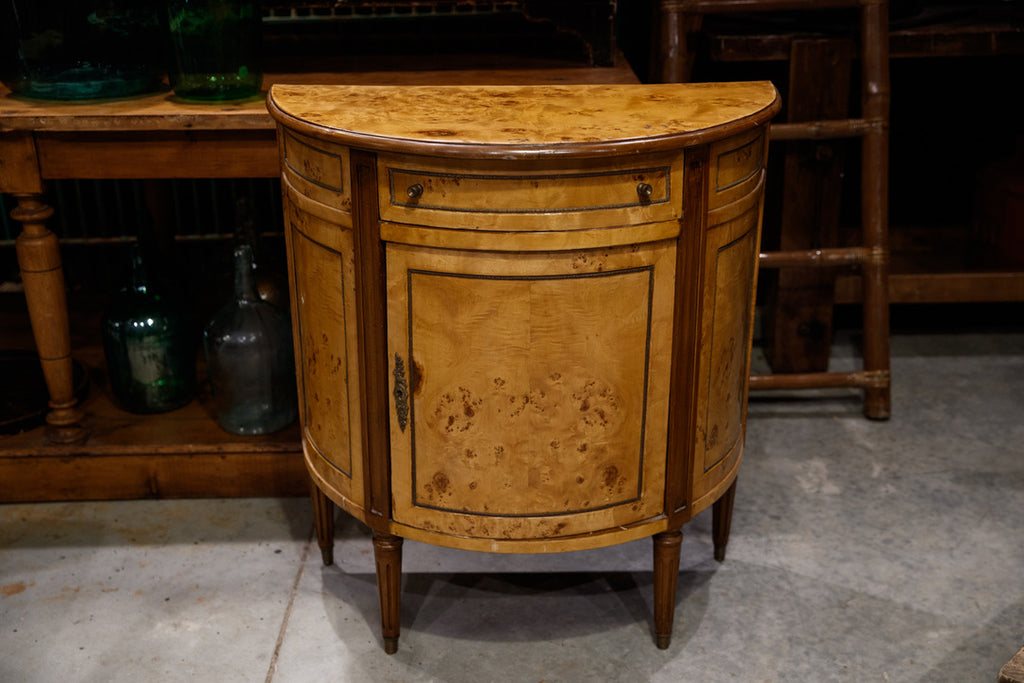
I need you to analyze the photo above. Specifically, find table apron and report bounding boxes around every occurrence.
[33,130,280,180]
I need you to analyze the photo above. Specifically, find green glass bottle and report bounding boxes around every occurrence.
[102,245,196,414]
[0,0,163,100]
[165,0,263,101]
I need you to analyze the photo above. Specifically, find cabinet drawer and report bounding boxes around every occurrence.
[708,128,766,210]
[280,129,351,212]
[378,154,683,231]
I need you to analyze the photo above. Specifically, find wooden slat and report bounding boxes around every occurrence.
[770,119,877,140]
[709,23,1024,62]
[749,369,889,390]
[836,271,1024,304]
[682,0,861,12]
[760,247,870,269]
[890,22,1024,58]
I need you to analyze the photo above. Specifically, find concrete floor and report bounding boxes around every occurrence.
[2,325,1022,682]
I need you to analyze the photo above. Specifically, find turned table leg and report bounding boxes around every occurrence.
[372,532,403,654]
[713,479,737,563]
[311,481,335,566]
[11,193,86,444]
[652,529,683,649]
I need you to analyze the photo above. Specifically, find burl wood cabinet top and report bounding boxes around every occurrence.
[266,82,779,158]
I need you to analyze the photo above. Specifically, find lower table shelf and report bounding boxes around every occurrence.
[0,345,307,503]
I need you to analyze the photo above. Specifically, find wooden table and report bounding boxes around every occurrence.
[269,81,779,652]
[0,59,639,502]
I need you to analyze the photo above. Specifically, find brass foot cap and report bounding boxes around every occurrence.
[320,546,334,566]
[714,546,726,562]
[383,637,399,655]
[655,633,671,650]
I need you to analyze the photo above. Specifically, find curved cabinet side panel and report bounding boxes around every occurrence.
[691,189,764,510]
[286,199,365,511]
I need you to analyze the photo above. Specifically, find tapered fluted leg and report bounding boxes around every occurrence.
[372,532,403,654]
[653,529,683,649]
[713,479,737,563]
[310,481,335,566]
[12,194,86,444]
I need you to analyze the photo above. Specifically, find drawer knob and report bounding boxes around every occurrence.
[406,183,424,200]
[636,182,654,199]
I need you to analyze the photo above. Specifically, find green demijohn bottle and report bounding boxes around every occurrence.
[102,245,196,414]
[0,0,163,100]
[203,244,297,435]
[165,0,263,101]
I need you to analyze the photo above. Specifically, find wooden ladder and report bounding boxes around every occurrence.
[657,0,891,419]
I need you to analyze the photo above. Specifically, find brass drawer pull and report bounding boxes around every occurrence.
[406,183,424,200]
[637,182,654,200]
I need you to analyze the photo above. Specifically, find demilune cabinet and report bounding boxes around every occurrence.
[268,82,779,652]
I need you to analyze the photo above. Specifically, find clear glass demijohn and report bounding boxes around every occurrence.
[203,244,297,435]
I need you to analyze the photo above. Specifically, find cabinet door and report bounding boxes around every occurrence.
[386,241,676,542]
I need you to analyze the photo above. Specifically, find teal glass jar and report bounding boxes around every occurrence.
[102,245,196,414]
[203,245,297,435]
[165,0,263,101]
[0,0,163,100]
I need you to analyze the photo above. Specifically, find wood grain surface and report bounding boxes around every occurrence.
[268,82,779,158]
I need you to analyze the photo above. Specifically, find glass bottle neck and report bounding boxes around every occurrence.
[233,245,260,304]
[129,245,151,295]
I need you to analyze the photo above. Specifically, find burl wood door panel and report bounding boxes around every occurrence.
[386,242,676,541]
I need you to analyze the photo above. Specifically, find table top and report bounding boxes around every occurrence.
[0,59,642,134]
[267,81,780,158]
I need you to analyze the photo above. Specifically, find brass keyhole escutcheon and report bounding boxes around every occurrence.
[393,353,409,432]
[636,182,654,200]
[406,183,424,200]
